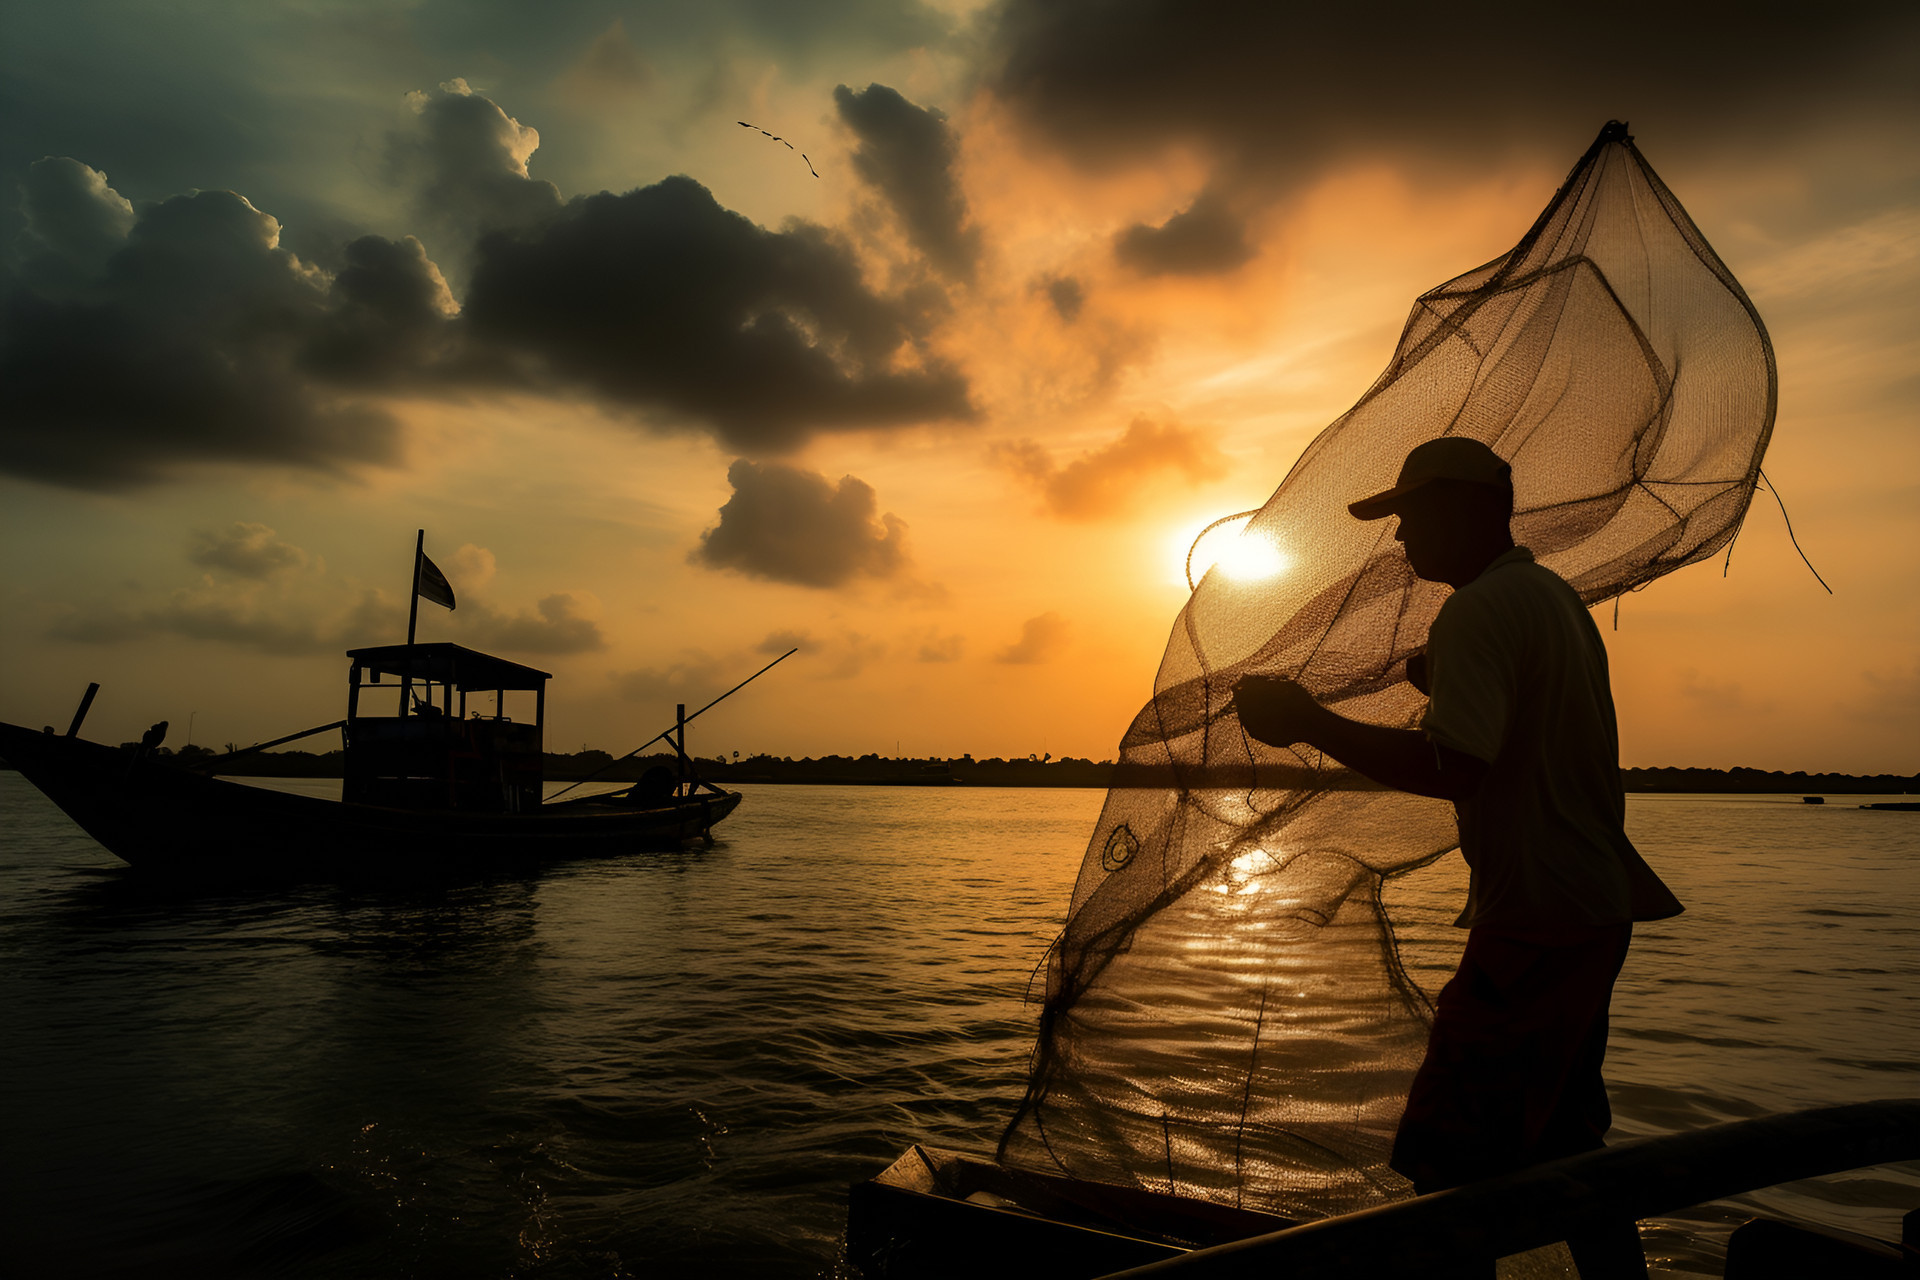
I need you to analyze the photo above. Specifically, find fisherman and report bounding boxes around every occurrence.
[1233,437,1681,1280]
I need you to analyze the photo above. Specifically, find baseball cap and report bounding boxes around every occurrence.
[1348,437,1512,520]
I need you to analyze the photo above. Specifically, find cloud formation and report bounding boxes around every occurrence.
[834,82,980,279]
[992,416,1227,519]
[1115,188,1253,276]
[691,459,912,588]
[463,174,972,452]
[15,156,135,289]
[3,82,975,489]
[995,611,1068,664]
[1043,276,1084,322]
[47,525,598,656]
[1,158,452,488]
[393,80,564,273]
[455,592,606,655]
[47,583,375,656]
[188,523,312,578]
[987,0,1920,195]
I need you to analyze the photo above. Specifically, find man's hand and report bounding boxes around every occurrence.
[1232,675,1326,748]
[1231,673,1488,801]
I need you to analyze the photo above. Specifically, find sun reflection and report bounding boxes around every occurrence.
[1178,514,1290,589]
[1211,847,1284,895]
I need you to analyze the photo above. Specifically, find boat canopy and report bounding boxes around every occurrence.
[346,643,551,691]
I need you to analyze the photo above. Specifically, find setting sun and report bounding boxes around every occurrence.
[1180,514,1290,587]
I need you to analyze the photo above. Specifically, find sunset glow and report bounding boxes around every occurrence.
[0,6,1913,773]
[1180,516,1290,588]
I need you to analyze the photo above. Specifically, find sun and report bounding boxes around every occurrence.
[1175,514,1290,588]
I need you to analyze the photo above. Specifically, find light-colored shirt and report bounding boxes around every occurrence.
[1420,546,1682,931]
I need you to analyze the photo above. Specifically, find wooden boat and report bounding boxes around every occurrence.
[849,1101,1920,1279]
[1,640,740,877]
[847,1146,1294,1278]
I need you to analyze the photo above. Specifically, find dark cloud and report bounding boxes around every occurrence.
[1044,275,1084,322]
[834,83,979,279]
[151,596,338,654]
[49,567,599,658]
[0,162,427,488]
[49,594,337,656]
[463,174,972,452]
[15,156,135,290]
[992,416,1227,519]
[691,458,911,588]
[188,523,310,578]
[988,0,1920,194]
[391,81,564,276]
[303,233,459,382]
[1114,188,1252,276]
[0,2,960,218]
[455,592,605,655]
[2,81,974,488]
[994,611,1068,664]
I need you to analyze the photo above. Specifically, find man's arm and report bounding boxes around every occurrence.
[1232,675,1488,802]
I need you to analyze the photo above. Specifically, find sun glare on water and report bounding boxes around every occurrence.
[1178,515,1290,588]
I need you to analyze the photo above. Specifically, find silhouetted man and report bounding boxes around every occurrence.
[1234,437,1680,1279]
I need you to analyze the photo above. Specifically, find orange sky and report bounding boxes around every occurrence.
[1,3,1914,772]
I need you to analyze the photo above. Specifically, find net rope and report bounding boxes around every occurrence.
[997,123,1777,1219]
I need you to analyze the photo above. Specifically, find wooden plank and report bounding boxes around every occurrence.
[1099,1100,1920,1279]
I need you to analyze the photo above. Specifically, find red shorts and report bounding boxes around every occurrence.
[1390,923,1632,1193]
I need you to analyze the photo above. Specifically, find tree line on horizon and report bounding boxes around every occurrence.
[44,742,1920,794]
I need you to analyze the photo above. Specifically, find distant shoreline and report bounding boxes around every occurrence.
[5,747,1911,794]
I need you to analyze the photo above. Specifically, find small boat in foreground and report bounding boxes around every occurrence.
[848,1102,1920,1278]
[2,640,740,877]
[847,1146,1294,1277]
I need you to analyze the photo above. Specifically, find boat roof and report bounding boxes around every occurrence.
[347,643,551,691]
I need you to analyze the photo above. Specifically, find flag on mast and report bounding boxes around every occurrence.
[406,530,456,650]
[415,549,456,611]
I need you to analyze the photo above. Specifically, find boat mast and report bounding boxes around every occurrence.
[402,529,423,718]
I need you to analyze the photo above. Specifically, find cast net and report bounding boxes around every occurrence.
[996,123,1776,1219]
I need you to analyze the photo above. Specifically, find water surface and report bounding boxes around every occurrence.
[1,776,1914,1276]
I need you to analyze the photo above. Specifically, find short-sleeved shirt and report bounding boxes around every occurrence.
[1420,546,1682,932]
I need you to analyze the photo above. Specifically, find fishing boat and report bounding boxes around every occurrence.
[0,639,742,878]
[848,1146,1297,1276]
[848,1102,1920,1278]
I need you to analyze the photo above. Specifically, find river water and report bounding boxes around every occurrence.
[1,774,1914,1278]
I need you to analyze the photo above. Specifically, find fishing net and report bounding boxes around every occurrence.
[996,123,1776,1219]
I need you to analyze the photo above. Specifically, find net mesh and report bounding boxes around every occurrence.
[996,124,1777,1219]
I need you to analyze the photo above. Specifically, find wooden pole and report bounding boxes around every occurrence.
[407,529,423,646]
[66,683,100,738]
[201,720,349,770]
[402,529,423,718]
[544,647,798,802]
[1097,1099,1920,1279]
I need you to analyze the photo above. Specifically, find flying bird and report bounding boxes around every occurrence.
[738,121,819,178]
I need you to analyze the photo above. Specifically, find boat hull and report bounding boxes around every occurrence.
[1,720,741,877]
[847,1146,1295,1279]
